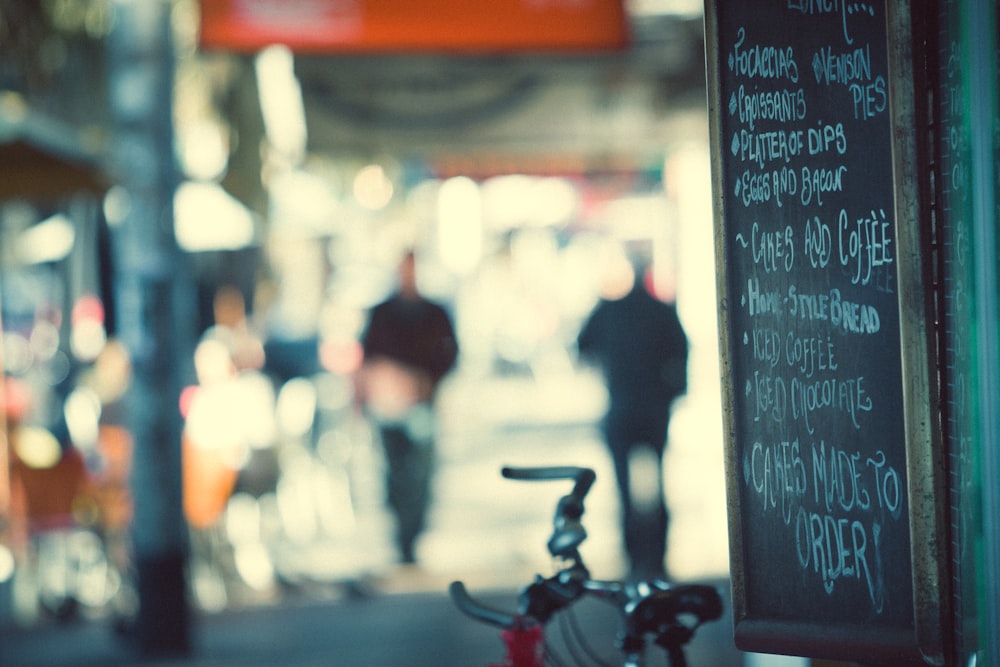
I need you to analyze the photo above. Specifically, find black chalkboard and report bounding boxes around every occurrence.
[706,2,946,663]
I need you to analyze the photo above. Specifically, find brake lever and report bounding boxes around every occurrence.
[519,563,589,624]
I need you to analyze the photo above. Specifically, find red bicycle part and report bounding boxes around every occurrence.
[491,624,544,667]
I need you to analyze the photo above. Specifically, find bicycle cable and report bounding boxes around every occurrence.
[557,606,615,667]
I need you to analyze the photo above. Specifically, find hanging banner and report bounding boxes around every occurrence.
[198,0,629,53]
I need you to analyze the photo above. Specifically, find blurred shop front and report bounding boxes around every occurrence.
[0,0,720,658]
[0,9,117,628]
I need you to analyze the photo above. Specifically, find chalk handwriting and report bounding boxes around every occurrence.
[732,85,808,131]
[733,128,807,169]
[723,6,901,619]
[786,286,882,334]
[785,0,876,46]
[751,327,838,378]
[749,370,872,432]
[850,75,887,120]
[741,436,899,611]
[800,165,847,206]
[730,27,800,82]
[795,508,884,611]
[751,221,795,273]
[839,208,894,285]
[812,44,872,86]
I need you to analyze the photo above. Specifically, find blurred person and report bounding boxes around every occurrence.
[206,285,266,373]
[181,335,267,609]
[88,340,134,539]
[357,250,458,564]
[260,237,326,386]
[202,285,280,501]
[183,287,276,533]
[78,340,137,624]
[577,247,688,580]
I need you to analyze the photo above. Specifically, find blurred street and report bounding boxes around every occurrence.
[1,368,739,666]
[1,582,740,667]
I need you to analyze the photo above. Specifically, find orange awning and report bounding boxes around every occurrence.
[199,0,629,54]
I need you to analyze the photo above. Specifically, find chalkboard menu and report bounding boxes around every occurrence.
[706,2,946,663]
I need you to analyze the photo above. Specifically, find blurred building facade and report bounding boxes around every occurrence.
[0,0,715,657]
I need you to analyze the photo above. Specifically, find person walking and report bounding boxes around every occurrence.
[358,250,459,564]
[577,249,688,580]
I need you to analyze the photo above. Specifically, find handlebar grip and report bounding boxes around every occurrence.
[449,581,520,630]
[501,466,596,501]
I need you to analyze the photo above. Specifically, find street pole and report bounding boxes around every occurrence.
[106,1,195,656]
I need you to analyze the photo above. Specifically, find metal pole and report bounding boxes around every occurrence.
[106,0,195,656]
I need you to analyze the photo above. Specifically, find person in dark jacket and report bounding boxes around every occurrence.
[577,251,688,579]
[358,250,458,564]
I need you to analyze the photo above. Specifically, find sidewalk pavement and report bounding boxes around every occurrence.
[0,571,743,667]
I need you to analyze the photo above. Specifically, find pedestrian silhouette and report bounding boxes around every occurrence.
[358,250,459,564]
[577,247,688,579]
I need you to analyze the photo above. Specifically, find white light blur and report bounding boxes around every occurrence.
[29,319,60,362]
[276,453,320,543]
[174,181,255,252]
[71,318,108,362]
[224,493,276,590]
[667,145,717,341]
[530,177,578,227]
[71,295,108,363]
[269,169,339,235]
[596,238,636,300]
[276,377,317,438]
[437,176,483,275]
[188,352,276,453]
[481,175,578,229]
[64,387,102,452]
[2,333,31,375]
[13,426,62,469]
[17,214,75,264]
[352,164,394,210]
[480,174,534,228]
[0,545,14,583]
[602,194,665,238]
[102,185,131,228]
[256,45,307,161]
[627,0,703,17]
[178,120,229,181]
[233,542,275,591]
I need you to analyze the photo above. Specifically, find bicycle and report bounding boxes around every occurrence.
[450,465,723,667]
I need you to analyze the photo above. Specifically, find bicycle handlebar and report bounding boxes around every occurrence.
[449,581,522,630]
[501,466,596,504]
[501,466,595,558]
[451,465,724,666]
